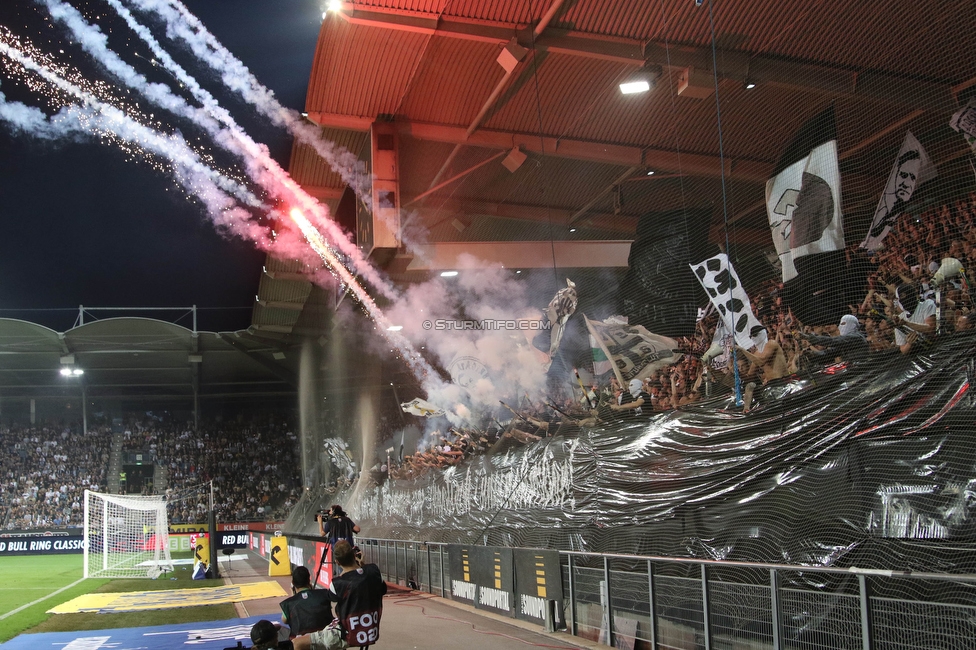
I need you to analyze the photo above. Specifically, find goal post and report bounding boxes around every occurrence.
[83,489,174,579]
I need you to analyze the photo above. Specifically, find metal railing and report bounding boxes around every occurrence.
[357,537,976,650]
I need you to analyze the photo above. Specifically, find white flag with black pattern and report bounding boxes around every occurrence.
[690,253,764,350]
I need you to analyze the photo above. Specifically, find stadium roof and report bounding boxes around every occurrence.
[248,0,976,365]
[278,0,976,271]
[0,317,296,404]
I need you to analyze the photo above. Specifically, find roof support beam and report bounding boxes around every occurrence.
[437,198,638,233]
[403,240,633,271]
[338,8,954,111]
[568,166,641,225]
[300,184,345,200]
[407,150,509,206]
[304,113,770,182]
[400,120,772,182]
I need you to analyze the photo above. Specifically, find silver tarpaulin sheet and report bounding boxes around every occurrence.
[357,334,976,572]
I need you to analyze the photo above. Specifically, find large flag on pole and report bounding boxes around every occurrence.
[583,315,679,387]
[690,253,764,350]
[767,106,848,325]
[765,140,844,282]
[589,316,628,376]
[861,131,936,251]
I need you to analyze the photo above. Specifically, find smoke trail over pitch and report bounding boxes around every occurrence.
[0,1,561,430]
[40,0,398,302]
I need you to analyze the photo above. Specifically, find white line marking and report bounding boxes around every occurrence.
[0,577,87,620]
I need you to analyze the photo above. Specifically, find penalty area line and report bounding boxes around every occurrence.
[0,577,87,620]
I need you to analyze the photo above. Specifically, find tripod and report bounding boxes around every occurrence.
[313,539,333,588]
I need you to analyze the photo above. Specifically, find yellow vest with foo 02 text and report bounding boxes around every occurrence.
[269,535,290,576]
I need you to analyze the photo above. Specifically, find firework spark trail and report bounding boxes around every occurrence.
[4,5,455,400]
[88,0,403,301]
[102,0,235,126]
[0,40,266,240]
[121,0,427,257]
[288,208,440,384]
[124,0,370,195]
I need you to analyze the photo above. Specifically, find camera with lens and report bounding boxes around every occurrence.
[314,507,331,521]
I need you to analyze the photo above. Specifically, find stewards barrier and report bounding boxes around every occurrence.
[355,537,976,650]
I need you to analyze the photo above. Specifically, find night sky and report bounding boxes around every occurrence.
[0,0,324,332]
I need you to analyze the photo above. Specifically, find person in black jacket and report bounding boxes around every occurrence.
[329,540,387,649]
[798,314,869,362]
[249,619,294,650]
[279,566,334,638]
[318,505,360,547]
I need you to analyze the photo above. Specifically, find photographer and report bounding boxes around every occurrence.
[279,566,334,637]
[317,505,360,548]
[329,540,386,649]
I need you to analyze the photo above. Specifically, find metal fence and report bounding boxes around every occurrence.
[357,537,976,649]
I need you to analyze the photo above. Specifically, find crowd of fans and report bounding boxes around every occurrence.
[4,193,976,511]
[120,416,303,525]
[383,191,976,480]
[0,425,110,529]
[0,415,302,530]
[605,191,976,411]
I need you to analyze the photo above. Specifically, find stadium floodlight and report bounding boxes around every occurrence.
[84,490,174,579]
[619,80,651,94]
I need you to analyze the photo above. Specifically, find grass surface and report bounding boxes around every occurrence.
[0,552,237,642]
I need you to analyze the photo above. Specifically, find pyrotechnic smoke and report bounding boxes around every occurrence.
[0,0,565,436]
[0,39,264,238]
[119,0,434,253]
[121,0,369,196]
[40,0,398,301]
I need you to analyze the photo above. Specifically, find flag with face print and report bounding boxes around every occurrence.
[861,132,936,251]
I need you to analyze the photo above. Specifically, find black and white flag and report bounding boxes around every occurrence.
[765,141,844,282]
[583,315,679,386]
[400,398,445,417]
[950,97,976,153]
[861,132,936,251]
[690,253,764,350]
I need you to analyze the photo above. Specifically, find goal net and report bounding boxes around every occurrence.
[83,489,174,579]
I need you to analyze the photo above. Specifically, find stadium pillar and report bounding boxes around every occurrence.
[81,384,88,435]
[208,481,219,578]
[192,372,200,430]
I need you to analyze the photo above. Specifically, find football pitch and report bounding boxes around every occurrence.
[0,553,235,643]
